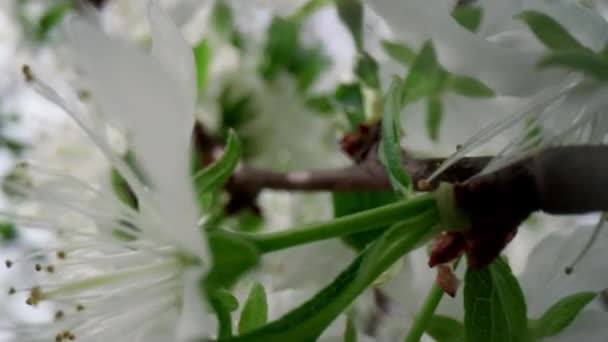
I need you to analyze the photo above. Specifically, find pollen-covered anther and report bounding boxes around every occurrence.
[22,64,35,82]
[76,303,85,311]
[28,286,43,306]
[8,287,16,295]
[46,265,56,273]
[5,259,13,268]
[35,264,42,272]
[55,310,65,321]
[55,333,63,342]
[417,179,431,191]
[57,250,67,259]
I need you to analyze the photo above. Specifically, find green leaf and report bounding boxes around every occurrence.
[530,291,596,339]
[539,50,608,80]
[515,11,587,51]
[426,96,443,142]
[344,313,358,342]
[217,212,436,341]
[451,6,482,33]
[335,83,365,127]
[355,53,381,89]
[337,0,364,50]
[447,75,495,98]
[381,77,411,193]
[239,282,269,334]
[194,130,241,195]
[0,222,17,241]
[193,40,211,97]
[306,95,335,113]
[381,40,416,65]
[212,0,233,37]
[206,230,260,290]
[291,0,333,22]
[208,288,240,338]
[464,258,530,342]
[37,1,73,40]
[290,46,330,91]
[111,169,137,209]
[402,41,447,104]
[333,191,398,250]
[259,17,299,81]
[426,315,464,342]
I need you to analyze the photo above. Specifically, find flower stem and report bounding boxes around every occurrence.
[244,193,435,253]
[404,258,462,342]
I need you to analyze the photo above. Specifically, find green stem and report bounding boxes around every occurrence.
[404,258,462,342]
[243,193,435,253]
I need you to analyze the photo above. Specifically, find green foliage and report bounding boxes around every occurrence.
[193,130,241,196]
[402,42,446,104]
[516,11,588,51]
[426,315,464,342]
[194,40,211,97]
[239,282,269,334]
[335,83,366,127]
[217,211,436,341]
[381,40,416,66]
[529,292,596,339]
[209,288,240,338]
[337,0,364,50]
[36,0,74,41]
[212,0,243,47]
[381,77,410,193]
[259,17,330,91]
[426,96,443,142]
[355,53,381,89]
[447,75,495,98]
[539,50,608,80]
[0,222,17,241]
[464,258,530,342]
[333,191,398,250]
[343,313,358,342]
[451,6,482,33]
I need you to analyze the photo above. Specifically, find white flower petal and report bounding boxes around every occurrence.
[148,2,197,112]
[520,220,608,317]
[67,17,206,260]
[177,268,215,341]
[365,0,560,96]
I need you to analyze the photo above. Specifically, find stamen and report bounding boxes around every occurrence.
[5,259,12,268]
[22,64,34,82]
[565,213,606,274]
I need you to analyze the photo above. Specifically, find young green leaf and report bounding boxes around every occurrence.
[239,282,269,334]
[381,77,411,193]
[355,53,381,89]
[539,50,608,80]
[381,40,417,66]
[426,315,464,342]
[37,1,74,40]
[515,11,587,51]
[337,0,364,50]
[0,222,17,241]
[464,258,530,342]
[217,211,436,341]
[402,41,446,104]
[333,191,398,250]
[208,288,240,338]
[194,129,241,195]
[426,96,443,142]
[529,291,596,339]
[344,313,358,342]
[451,6,482,33]
[447,75,495,98]
[259,17,299,81]
[335,83,365,128]
[193,40,211,97]
[205,230,260,290]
